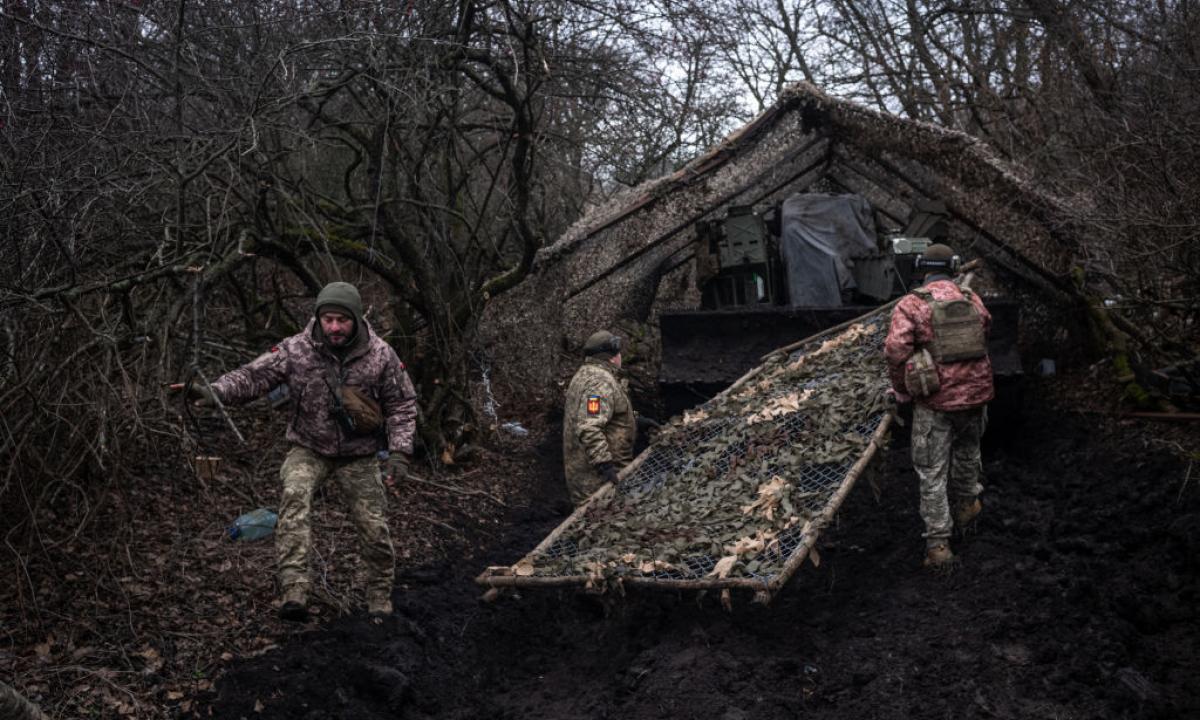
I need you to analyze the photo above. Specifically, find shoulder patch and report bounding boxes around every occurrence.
[586,395,602,416]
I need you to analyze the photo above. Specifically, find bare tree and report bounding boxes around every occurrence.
[712,0,1199,371]
[0,0,745,597]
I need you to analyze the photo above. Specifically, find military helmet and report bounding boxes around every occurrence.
[924,243,955,262]
[914,243,961,274]
[583,330,621,357]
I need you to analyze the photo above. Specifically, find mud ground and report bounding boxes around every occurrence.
[200,400,1200,720]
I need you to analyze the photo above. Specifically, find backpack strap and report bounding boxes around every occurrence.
[913,286,973,302]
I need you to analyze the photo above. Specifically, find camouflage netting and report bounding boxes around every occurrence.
[479,307,895,598]
[480,81,1078,404]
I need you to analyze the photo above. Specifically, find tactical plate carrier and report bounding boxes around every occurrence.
[912,287,987,363]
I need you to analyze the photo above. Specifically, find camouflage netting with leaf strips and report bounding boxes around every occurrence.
[514,311,892,587]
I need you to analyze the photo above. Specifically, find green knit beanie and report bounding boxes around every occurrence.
[314,282,363,324]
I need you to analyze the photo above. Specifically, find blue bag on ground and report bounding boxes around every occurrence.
[228,508,278,541]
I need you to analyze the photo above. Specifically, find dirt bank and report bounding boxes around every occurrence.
[200,401,1200,720]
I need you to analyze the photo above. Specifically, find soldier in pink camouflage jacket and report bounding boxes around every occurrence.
[174,281,416,621]
[884,244,993,569]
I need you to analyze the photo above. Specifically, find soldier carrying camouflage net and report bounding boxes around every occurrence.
[171,282,417,622]
[885,244,994,569]
[561,331,639,506]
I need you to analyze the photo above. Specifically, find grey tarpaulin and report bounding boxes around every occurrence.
[780,193,877,307]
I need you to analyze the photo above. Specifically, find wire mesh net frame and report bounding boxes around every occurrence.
[475,417,893,602]
[533,406,888,583]
[476,304,903,603]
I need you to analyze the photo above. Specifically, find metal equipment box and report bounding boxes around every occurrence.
[889,236,931,255]
[850,253,897,302]
[719,209,769,267]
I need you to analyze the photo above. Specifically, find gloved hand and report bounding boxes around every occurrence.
[384,453,411,484]
[885,388,911,406]
[595,461,619,485]
[636,415,661,433]
[168,382,217,407]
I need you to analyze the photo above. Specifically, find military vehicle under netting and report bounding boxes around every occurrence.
[658,193,1021,418]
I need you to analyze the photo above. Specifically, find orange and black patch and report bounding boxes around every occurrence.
[586,395,602,416]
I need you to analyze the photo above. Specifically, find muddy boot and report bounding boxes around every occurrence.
[923,540,955,570]
[367,589,393,618]
[278,585,309,623]
[954,498,983,534]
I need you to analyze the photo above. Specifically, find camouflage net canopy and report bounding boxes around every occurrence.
[479,306,896,601]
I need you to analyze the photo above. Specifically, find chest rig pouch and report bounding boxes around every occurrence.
[323,370,384,437]
[905,348,940,398]
[913,287,987,362]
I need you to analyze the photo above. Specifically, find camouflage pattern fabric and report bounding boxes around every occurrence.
[562,358,635,505]
[912,403,986,540]
[276,445,394,594]
[885,278,995,411]
[210,318,417,456]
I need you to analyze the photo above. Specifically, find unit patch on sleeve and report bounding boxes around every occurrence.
[586,395,602,416]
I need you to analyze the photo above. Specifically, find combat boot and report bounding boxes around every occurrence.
[954,498,982,529]
[367,589,393,617]
[278,585,309,622]
[923,540,954,569]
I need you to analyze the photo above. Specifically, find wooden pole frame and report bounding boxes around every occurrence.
[476,406,895,599]
[475,410,893,600]
[761,411,893,600]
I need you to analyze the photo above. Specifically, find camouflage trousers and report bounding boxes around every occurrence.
[276,445,395,595]
[911,404,986,541]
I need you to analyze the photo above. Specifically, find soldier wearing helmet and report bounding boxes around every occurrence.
[884,244,994,569]
[561,330,638,506]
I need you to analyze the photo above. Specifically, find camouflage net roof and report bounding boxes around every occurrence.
[478,306,896,602]
[480,81,1071,406]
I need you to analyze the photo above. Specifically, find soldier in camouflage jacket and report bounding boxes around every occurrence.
[562,331,637,506]
[174,281,416,620]
[884,244,993,569]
